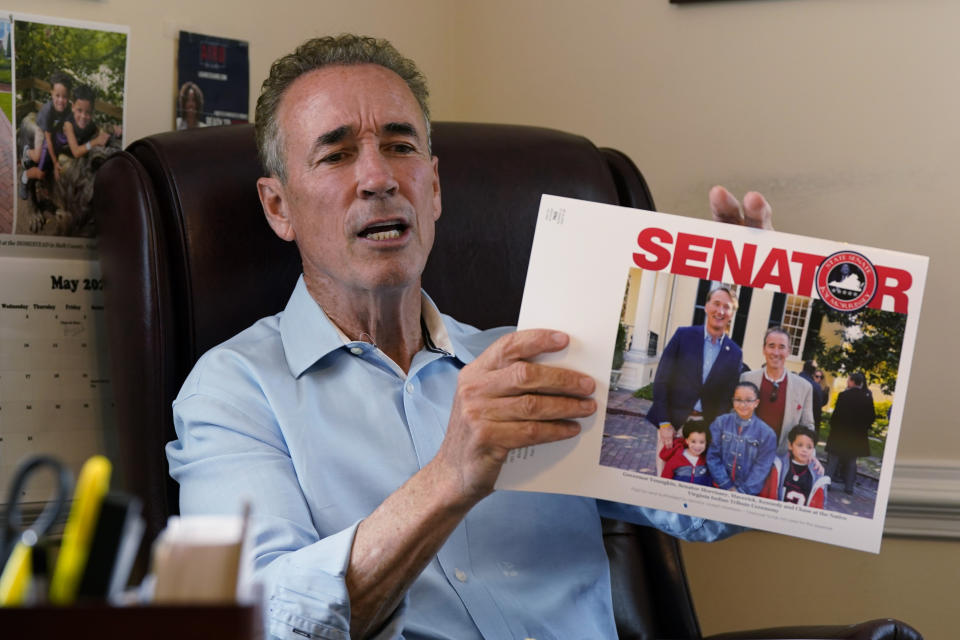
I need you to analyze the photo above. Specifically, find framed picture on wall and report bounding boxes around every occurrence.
[12,14,128,239]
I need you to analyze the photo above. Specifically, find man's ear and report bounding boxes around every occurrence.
[257,176,296,242]
[431,155,441,222]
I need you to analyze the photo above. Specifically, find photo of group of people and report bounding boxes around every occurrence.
[1,16,127,238]
[601,270,904,519]
[658,377,828,508]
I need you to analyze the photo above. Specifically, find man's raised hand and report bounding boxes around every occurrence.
[709,185,773,230]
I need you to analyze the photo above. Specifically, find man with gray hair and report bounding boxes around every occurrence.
[168,34,773,639]
[740,326,815,453]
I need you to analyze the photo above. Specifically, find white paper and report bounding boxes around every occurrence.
[498,194,927,553]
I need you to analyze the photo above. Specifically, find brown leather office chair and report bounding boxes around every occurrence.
[94,123,920,640]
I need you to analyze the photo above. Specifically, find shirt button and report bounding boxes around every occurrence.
[454,568,468,583]
[350,346,363,356]
[405,383,415,394]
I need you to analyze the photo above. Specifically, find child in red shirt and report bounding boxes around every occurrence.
[659,420,713,486]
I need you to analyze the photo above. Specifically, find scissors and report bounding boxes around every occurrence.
[0,456,73,588]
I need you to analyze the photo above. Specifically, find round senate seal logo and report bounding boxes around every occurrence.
[815,251,878,312]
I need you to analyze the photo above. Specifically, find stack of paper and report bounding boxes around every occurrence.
[151,513,250,604]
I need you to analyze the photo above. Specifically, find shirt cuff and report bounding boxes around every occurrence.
[262,521,407,640]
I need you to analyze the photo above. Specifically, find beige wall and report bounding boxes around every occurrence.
[7,0,954,635]
[682,531,952,636]
[448,3,957,636]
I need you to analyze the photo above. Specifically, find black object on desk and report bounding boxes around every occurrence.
[0,604,261,639]
[77,492,143,600]
[0,455,72,570]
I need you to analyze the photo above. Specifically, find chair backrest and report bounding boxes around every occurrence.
[93,121,700,640]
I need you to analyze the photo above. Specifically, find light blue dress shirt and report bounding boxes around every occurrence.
[168,276,737,640]
[702,328,724,384]
[694,327,725,413]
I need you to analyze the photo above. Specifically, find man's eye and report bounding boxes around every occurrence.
[388,143,416,154]
[320,152,346,164]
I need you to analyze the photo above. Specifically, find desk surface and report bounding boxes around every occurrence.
[0,603,260,639]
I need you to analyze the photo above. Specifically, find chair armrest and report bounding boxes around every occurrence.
[705,618,922,640]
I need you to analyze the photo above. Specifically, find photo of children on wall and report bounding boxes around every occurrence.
[0,18,12,234]
[13,18,127,238]
[600,268,906,520]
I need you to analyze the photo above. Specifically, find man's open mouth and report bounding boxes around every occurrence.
[358,221,408,241]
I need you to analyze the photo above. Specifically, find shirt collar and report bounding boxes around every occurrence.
[279,276,469,377]
[421,291,455,354]
[703,325,725,346]
[762,367,788,384]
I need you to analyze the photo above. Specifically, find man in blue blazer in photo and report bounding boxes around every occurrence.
[647,287,743,472]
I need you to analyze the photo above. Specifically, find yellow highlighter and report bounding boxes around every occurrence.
[49,455,112,604]
[0,540,32,606]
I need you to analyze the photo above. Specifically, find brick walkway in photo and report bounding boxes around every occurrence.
[599,393,658,474]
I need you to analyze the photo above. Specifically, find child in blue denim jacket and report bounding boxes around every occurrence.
[706,381,777,495]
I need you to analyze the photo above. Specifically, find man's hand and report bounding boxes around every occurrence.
[709,185,773,230]
[433,329,596,506]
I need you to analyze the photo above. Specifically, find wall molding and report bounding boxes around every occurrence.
[885,460,960,539]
